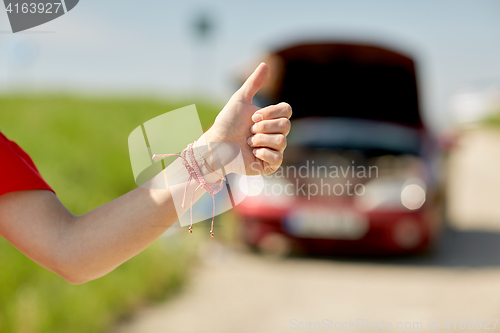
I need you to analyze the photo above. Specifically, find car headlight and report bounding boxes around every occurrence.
[355,177,426,211]
[401,178,426,210]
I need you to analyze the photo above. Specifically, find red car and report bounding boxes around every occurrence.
[236,42,444,256]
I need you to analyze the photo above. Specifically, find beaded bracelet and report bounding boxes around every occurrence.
[193,141,226,182]
[152,142,224,237]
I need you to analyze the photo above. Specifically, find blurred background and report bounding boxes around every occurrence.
[1,0,500,332]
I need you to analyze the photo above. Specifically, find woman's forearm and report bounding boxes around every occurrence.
[64,185,177,283]
[62,134,222,283]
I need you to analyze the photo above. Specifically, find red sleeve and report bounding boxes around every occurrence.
[0,132,55,196]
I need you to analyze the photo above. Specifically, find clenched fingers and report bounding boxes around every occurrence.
[252,102,292,122]
[248,134,287,153]
[251,118,291,135]
[252,148,283,168]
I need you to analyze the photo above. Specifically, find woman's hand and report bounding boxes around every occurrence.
[205,63,292,176]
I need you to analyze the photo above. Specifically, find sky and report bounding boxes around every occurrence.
[1,0,500,131]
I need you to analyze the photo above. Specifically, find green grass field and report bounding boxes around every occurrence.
[484,113,500,128]
[0,95,223,333]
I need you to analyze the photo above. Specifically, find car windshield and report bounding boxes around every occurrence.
[288,118,422,156]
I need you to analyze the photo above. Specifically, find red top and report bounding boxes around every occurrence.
[0,132,55,196]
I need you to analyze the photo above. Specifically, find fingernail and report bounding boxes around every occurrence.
[252,113,263,122]
[251,124,257,133]
[253,149,258,156]
[247,136,254,145]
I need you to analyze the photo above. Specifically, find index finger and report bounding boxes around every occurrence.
[252,102,292,122]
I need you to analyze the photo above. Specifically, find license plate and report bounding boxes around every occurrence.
[284,208,369,240]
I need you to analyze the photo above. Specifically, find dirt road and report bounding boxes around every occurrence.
[115,231,500,333]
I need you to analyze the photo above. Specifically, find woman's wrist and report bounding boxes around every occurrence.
[195,133,230,179]
[199,129,245,175]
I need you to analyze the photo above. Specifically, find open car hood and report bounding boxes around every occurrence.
[257,42,423,129]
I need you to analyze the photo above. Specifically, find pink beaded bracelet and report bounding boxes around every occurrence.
[152,142,224,237]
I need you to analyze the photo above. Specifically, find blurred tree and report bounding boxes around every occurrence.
[192,10,215,42]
